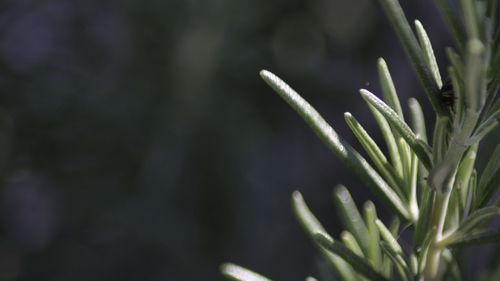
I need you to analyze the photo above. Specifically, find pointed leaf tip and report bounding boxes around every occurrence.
[359,89,432,169]
[315,232,390,281]
[221,263,272,281]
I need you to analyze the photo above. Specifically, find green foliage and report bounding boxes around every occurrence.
[223,0,500,280]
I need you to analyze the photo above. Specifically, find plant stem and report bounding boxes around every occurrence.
[424,191,451,281]
[424,110,480,280]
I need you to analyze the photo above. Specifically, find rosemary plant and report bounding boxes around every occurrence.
[222,0,500,280]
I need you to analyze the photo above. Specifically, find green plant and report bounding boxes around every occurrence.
[222,0,500,280]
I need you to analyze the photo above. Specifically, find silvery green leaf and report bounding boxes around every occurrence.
[341,231,365,257]
[380,242,413,281]
[378,58,404,120]
[377,0,446,116]
[360,89,432,169]
[364,201,382,268]
[221,263,272,281]
[408,98,428,144]
[261,70,410,219]
[415,20,443,88]
[345,113,405,197]
[375,219,404,255]
[475,143,500,208]
[443,207,500,245]
[292,191,358,281]
[315,233,390,281]
[333,185,371,255]
[448,228,500,247]
[435,0,466,51]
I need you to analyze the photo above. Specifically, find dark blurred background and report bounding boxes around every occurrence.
[0,0,487,280]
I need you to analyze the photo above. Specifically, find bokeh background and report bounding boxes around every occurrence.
[1,0,496,280]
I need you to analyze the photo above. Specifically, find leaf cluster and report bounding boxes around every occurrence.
[222,0,500,280]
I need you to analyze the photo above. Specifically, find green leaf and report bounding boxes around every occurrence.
[432,117,449,165]
[435,0,466,52]
[408,98,428,144]
[314,233,390,281]
[449,66,464,126]
[443,207,500,245]
[471,117,499,142]
[305,277,318,281]
[390,216,401,236]
[368,103,404,179]
[360,89,432,169]
[221,263,272,281]
[487,48,500,102]
[292,191,328,236]
[413,187,435,251]
[475,170,500,209]
[364,201,383,268]
[454,143,478,211]
[448,228,500,247]
[446,48,464,83]
[399,138,412,194]
[446,188,461,232]
[475,143,500,208]
[333,185,371,255]
[378,58,404,120]
[377,0,446,116]
[261,70,410,219]
[408,146,419,221]
[415,20,443,88]
[461,0,480,39]
[459,207,500,233]
[410,254,418,278]
[292,191,359,281]
[341,231,365,257]
[375,219,404,255]
[416,227,437,275]
[464,39,487,112]
[486,96,500,122]
[441,249,463,281]
[463,170,476,217]
[380,242,413,281]
[344,113,405,197]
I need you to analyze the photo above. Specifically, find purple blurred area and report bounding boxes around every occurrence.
[1,0,494,281]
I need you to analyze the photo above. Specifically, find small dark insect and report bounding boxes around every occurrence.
[440,79,455,109]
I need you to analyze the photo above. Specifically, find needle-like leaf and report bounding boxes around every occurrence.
[221,263,272,281]
[360,89,432,169]
[443,207,500,245]
[368,103,405,179]
[454,143,478,211]
[380,242,413,281]
[315,233,390,281]
[345,112,405,197]
[415,20,443,88]
[432,117,449,165]
[408,98,428,144]
[377,0,446,116]
[364,201,382,268]
[435,0,466,52]
[341,231,365,257]
[333,185,371,255]
[375,219,404,255]
[475,143,500,208]
[413,187,435,251]
[417,227,437,275]
[292,191,358,281]
[448,228,500,247]
[378,58,404,120]
[261,70,410,219]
